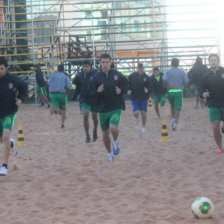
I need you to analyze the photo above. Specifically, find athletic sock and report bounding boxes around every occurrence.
[2,163,7,169]
[112,140,118,148]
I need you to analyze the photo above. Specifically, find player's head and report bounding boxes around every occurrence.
[58,64,64,72]
[100,53,112,74]
[171,58,179,67]
[137,63,144,75]
[153,67,160,76]
[0,57,8,78]
[208,54,219,70]
[82,60,92,74]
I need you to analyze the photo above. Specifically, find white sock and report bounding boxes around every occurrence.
[112,140,118,147]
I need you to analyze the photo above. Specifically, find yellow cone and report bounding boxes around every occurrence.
[148,97,152,110]
[17,125,25,146]
[160,120,169,141]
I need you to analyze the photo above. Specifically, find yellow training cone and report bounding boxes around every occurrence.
[148,97,152,110]
[17,125,25,146]
[160,120,169,141]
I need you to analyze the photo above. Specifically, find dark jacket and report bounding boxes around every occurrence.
[35,68,46,87]
[128,72,151,101]
[91,69,128,112]
[150,73,167,96]
[188,64,207,87]
[72,68,98,105]
[200,66,224,108]
[0,72,26,118]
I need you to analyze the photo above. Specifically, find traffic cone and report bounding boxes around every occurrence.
[17,125,25,146]
[160,120,169,141]
[148,97,152,110]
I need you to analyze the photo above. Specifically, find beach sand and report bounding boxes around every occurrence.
[0,98,224,224]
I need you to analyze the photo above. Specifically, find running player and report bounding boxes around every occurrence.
[72,60,98,143]
[48,64,71,128]
[127,63,151,132]
[91,53,128,162]
[0,56,26,176]
[163,58,188,130]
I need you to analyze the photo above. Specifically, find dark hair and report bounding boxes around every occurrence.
[171,58,179,67]
[0,56,8,67]
[82,60,91,66]
[153,67,159,72]
[195,57,202,65]
[100,53,111,61]
[208,54,219,62]
[58,64,64,72]
[137,63,144,68]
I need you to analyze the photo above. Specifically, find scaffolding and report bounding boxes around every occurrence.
[0,0,219,100]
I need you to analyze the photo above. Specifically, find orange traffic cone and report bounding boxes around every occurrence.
[160,120,169,141]
[17,125,25,146]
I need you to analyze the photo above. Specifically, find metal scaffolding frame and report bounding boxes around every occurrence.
[0,0,220,101]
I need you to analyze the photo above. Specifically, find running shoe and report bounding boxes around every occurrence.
[61,124,65,129]
[172,122,177,131]
[93,130,98,142]
[107,153,114,162]
[218,148,223,153]
[39,103,45,107]
[86,135,91,143]
[141,127,146,133]
[113,143,120,155]
[0,166,7,176]
[10,138,17,156]
[193,104,198,109]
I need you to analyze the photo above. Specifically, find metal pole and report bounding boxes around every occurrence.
[91,3,96,68]
[31,0,37,103]
[152,0,157,66]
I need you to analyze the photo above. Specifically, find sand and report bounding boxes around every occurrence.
[0,98,224,224]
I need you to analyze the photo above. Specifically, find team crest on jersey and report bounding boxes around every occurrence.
[222,74,224,78]
[114,75,118,80]
[9,83,13,89]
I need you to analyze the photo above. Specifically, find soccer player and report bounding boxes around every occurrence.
[72,60,98,143]
[200,54,224,153]
[48,64,71,128]
[91,53,128,162]
[163,58,188,130]
[0,56,26,176]
[150,67,167,118]
[127,63,151,132]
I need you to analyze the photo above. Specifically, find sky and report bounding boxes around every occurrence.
[166,0,224,61]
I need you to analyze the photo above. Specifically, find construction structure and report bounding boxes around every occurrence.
[0,0,219,101]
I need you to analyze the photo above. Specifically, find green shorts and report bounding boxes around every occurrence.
[99,109,122,131]
[0,114,16,137]
[154,94,166,105]
[209,107,224,122]
[37,86,47,96]
[50,93,67,110]
[82,103,97,115]
[167,91,183,111]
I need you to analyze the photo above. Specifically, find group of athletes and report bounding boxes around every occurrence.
[0,53,224,175]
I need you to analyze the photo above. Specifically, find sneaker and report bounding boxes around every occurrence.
[47,104,51,109]
[39,103,45,107]
[61,124,65,129]
[0,166,7,176]
[134,117,138,125]
[172,122,177,131]
[107,153,114,163]
[218,148,223,153]
[141,127,146,133]
[10,138,17,156]
[93,130,98,142]
[113,143,120,155]
[86,135,91,143]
